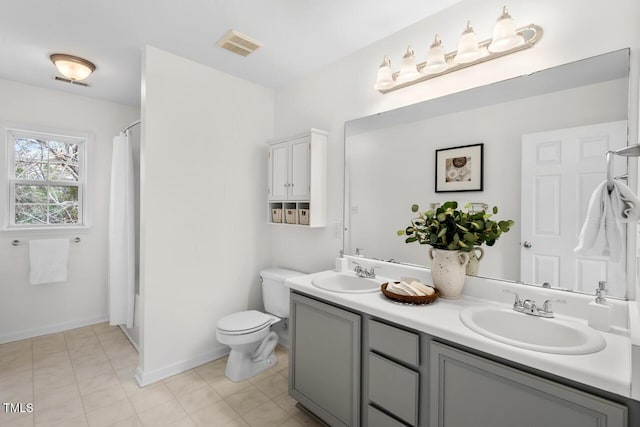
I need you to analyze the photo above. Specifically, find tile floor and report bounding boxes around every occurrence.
[0,323,324,427]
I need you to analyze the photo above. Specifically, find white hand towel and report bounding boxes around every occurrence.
[575,180,640,262]
[29,238,70,285]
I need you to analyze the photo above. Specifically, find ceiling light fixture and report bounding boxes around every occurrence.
[373,5,542,94]
[50,54,96,82]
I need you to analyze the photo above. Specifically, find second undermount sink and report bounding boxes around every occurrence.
[460,306,606,355]
[312,272,383,293]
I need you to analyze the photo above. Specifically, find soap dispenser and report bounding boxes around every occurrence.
[335,250,348,272]
[587,281,612,332]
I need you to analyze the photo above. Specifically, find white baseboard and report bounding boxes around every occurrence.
[135,347,230,387]
[0,315,109,344]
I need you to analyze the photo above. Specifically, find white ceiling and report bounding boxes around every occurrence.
[0,0,462,107]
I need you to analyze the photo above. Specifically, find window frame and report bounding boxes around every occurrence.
[3,123,92,231]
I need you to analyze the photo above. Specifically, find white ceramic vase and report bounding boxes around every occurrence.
[428,248,470,299]
[465,247,484,276]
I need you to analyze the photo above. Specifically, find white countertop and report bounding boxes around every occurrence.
[286,269,633,399]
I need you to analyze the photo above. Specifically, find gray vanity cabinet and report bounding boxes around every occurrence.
[429,342,627,427]
[289,291,635,427]
[289,293,361,427]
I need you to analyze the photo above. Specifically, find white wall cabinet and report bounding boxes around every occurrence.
[267,129,327,227]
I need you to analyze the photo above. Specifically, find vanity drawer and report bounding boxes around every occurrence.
[369,353,419,426]
[368,405,409,427]
[369,319,419,366]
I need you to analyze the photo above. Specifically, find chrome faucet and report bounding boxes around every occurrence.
[352,261,379,279]
[503,290,566,318]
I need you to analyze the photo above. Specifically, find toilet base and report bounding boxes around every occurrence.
[225,347,277,382]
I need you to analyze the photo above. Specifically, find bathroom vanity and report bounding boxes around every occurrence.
[286,270,640,427]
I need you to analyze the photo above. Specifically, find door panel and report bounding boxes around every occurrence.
[269,142,288,201]
[521,121,627,294]
[290,137,310,200]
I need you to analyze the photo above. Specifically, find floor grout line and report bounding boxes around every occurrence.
[30,338,35,427]
[2,329,301,427]
[93,325,143,426]
[63,330,89,421]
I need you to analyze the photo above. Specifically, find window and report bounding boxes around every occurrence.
[5,126,89,229]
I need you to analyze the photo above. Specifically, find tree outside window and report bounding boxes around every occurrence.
[7,129,87,228]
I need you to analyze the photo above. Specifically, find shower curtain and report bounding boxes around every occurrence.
[108,132,135,328]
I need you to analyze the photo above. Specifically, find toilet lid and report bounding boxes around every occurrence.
[217,310,273,335]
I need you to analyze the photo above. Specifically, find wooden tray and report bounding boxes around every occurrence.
[381,282,440,305]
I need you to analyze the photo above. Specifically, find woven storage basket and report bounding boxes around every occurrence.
[285,209,296,224]
[272,208,283,223]
[381,282,440,305]
[298,208,310,225]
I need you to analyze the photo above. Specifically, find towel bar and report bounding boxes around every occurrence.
[606,144,640,192]
[11,237,81,246]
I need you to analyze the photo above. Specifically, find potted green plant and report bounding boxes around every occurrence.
[397,201,514,298]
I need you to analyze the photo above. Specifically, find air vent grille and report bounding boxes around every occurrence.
[54,76,90,87]
[217,30,263,57]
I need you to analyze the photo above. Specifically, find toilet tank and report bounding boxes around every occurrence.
[260,268,304,318]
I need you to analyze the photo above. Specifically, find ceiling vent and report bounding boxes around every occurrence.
[216,30,262,57]
[54,76,90,87]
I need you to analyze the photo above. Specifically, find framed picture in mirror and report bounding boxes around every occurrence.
[435,143,484,192]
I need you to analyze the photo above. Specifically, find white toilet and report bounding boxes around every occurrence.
[216,267,303,382]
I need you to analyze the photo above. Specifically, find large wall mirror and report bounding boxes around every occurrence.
[344,49,633,299]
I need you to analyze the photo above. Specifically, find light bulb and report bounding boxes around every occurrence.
[396,46,421,84]
[373,55,395,91]
[453,21,481,64]
[488,6,525,53]
[424,35,448,74]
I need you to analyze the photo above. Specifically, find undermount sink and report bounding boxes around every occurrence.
[460,306,606,355]
[312,272,383,293]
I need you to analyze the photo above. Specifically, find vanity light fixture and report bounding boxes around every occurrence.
[488,6,525,52]
[453,21,481,64]
[373,6,542,94]
[373,55,395,91]
[50,54,96,82]
[395,46,421,84]
[424,35,448,74]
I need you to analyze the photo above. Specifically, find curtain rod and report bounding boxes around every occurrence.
[120,119,141,134]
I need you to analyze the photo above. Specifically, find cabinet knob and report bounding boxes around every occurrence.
[523,241,532,248]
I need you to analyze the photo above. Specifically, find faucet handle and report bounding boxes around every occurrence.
[542,298,566,312]
[503,289,522,307]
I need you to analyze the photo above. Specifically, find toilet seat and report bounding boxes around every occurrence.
[217,310,275,336]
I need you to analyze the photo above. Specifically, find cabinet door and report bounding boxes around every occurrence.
[290,293,361,427]
[289,137,311,200]
[429,342,627,427]
[269,142,288,201]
